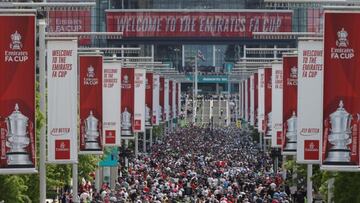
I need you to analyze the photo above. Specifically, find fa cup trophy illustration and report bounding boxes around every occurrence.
[266,112,272,137]
[325,100,352,164]
[6,104,33,166]
[84,111,101,150]
[121,107,132,136]
[145,104,151,126]
[284,111,297,151]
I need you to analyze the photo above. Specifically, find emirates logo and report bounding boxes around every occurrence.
[87,65,95,78]
[309,142,314,150]
[290,66,298,79]
[10,31,22,50]
[336,28,349,48]
[60,141,65,149]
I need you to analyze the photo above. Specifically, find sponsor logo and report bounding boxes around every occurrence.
[304,140,319,160]
[84,65,99,85]
[330,28,355,60]
[105,130,116,144]
[134,119,141,130]
[122,74,131,89]
[5,31,29,63]
[55,139,70,159]
[50,128,70,136]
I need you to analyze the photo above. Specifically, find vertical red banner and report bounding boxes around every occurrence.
[121,68,135,137]
[0,15,36,172]
[146,72,153,126]
[254,73,258,127]
[247,78,251,121]
[160,77,165,122]
[79,55,103,154]
[322,12,360,170]
[264,68,272,138]
[282,56,298,155]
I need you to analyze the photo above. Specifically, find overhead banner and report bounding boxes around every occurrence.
[264,68,272,139]
[47,39,78,163]
[103,62,121,146]
[159,77,165,122]
[79,55,103,154]
[47,9,91,45]
[121,68,135,138]
[297,39,323,164]
[134,69,146,132]
[153,75,160,125]
[322,12,360,170]
[250,75,255,126]
[282,55,298,155]
[106,10,292,38]
[254,73,258,127]
[258,69,265,133]
[146,72,154,127]
[271,63,283,148]
[0,14,36,173]
[164,79,170,122]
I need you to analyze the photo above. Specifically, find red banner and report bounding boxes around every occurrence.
[79,55,103,153]
[146,72,153,126]
[47,9,91,45]
[106,11,292,38]
[160,77,165,122]
[264,68,272,138]
[0,15,36,171]
[254,73,258,127]
[282,56,298,154]
[121,68,135,137]
[322,12,360,169]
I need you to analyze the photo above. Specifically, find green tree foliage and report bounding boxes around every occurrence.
[333,172,360,203]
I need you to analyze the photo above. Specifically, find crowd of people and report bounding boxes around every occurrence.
[76,125,303,203]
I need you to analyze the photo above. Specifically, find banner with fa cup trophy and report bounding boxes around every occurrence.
[146,72,154,127]
[103,62,121,146]
[133,69,146,132]
[282,55,298,155]
[0,14,36,173]
[271,63,283,148]
[321,11,360,170]
[79,55,103,154]
[121,68,135,138]
[245,79,249,122]
[264,68,272,140]
[258,69,265,133]
[47,39,78,163]
[297,39,323,164]
[153,75,160,125]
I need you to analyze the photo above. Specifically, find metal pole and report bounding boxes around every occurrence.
[143,131,146,154]
[328,177,334,203]
[125,140,129,167]
[307,164,313,203]
[259,133,263,151]
[38,19,47,203]
[72,163,79,202]
[149,128,153,149]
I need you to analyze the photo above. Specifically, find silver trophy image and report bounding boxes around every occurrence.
[145,104,151,126]
[84,111,101,150]
[121,107,132,136]
[284,111,297,151]
[5,103,33,167]
[266,112,272,137]
[325,100,353,164]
